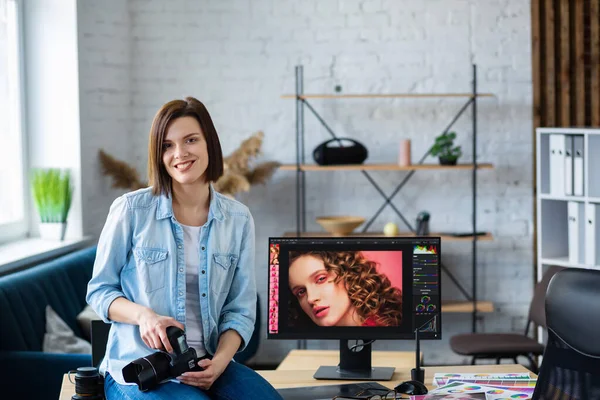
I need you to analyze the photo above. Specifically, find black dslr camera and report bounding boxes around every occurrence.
[122,326,202,391]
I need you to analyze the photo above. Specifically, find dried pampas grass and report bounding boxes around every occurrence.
[246,161,281,185]
[98,150,146,190]
[213,174,251,198]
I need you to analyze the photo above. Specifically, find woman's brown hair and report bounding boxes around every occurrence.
[148,96,224,196]
[287,251,403,327]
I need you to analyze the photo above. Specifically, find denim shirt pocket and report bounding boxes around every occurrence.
[211,253,237,294]
[133,247,168,293]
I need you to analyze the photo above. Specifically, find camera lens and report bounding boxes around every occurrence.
[71,367,103,400]
[123,351,171,392]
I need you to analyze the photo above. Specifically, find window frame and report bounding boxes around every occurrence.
[0,0,29,244]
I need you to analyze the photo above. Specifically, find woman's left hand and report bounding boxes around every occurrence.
[176,357,229,390]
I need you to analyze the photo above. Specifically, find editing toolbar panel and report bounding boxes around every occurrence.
[411,243,440,335]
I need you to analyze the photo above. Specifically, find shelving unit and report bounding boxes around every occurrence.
[536,128,600,273]
[281,64,494,336]
[536,127,600,343]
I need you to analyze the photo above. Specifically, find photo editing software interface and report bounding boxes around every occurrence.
[267,236,441,341]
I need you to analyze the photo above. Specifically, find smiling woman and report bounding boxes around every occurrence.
[86,97,282,400]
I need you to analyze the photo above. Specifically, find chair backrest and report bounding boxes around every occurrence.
[91,320,111,368]
[527,265,565,329]
[532,268,600,400]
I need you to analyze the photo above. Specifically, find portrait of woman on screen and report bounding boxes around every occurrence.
[287,250,402,328]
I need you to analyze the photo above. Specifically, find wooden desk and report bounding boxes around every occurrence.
[59,362,533,399]
[258,364,533,389]
[277,349,419,371]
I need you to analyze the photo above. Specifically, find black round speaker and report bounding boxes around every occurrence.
[313,138,368,165]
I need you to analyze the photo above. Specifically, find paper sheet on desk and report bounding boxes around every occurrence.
[410,394,486,399]
[446,379,537,388]
[410,381,532,400]
[432,373,531,387]
[409,395,531,400]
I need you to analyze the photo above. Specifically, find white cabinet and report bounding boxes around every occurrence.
[536,128,600,346]
[537,128,600,273]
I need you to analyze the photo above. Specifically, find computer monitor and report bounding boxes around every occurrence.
[267,236,441,381]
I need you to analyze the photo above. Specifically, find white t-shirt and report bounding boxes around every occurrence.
[182,224,207,357]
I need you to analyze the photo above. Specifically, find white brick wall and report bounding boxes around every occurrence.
[78,0,132,237]
[78,0,533,365]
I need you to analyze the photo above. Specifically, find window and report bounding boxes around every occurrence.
[0,0,27,243]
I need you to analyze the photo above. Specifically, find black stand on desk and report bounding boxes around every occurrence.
[411,314,438,384]
[313,340,395,381]
[411,328,425,383]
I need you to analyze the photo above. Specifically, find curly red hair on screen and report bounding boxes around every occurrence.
[287,251,402,327]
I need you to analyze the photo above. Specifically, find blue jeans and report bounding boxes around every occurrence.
[104,362,283,400]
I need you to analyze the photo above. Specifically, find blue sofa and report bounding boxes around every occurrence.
[0,246,96,400]
[0,245,261,399]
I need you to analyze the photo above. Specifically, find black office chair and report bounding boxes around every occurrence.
[449,266,565,372]
[532,268,600,400]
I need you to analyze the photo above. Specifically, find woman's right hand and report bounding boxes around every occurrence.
[137,308,185,353]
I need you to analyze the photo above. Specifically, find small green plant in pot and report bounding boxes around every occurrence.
[430,131,462,165]
[31,168,73,241]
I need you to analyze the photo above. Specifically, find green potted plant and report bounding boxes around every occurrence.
[31,168,73,241]
[430,131,462,165]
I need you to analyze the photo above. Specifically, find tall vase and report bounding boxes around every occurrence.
[39,222,67,241]
[398,139,411,166]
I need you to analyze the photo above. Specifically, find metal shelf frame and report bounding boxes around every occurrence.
[288,64,488,343]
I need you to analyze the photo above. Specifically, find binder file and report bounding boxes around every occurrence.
[564,135,573,195]
[585,204,597,266]
[549,134,565,196]
[573,135,584,196]
[568,201,585,265]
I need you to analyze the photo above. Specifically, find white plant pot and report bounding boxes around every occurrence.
[39,222,67,241]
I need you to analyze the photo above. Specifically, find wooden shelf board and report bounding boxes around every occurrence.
[279,163,494,171]
[281,93,495,99]
[442,301,494,313]
[282,231,493,241]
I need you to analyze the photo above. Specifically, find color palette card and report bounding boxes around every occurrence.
[420,381,532,400]
[410,394,486,399]
[432,373,531,387]
[485,387,535,397]
[447,379,537,388]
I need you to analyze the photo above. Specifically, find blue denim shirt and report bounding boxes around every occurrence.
[86,185,256,385]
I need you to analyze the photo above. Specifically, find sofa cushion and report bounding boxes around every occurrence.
[43,305,92,354]
[0,246,96,352]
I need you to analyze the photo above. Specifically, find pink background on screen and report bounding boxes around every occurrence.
[360,251,403,289]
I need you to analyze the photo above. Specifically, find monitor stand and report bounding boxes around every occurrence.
[313,340,395,381]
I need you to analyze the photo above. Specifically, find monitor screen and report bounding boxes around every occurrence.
[267,236,441,341]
